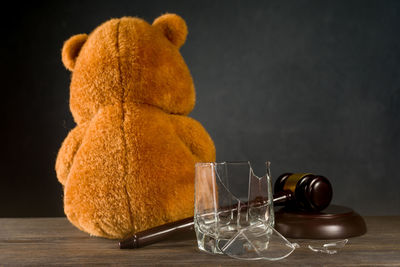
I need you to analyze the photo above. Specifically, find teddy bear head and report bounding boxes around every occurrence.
[62,14,195,124]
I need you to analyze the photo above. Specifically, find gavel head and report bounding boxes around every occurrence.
[274,173,333,212]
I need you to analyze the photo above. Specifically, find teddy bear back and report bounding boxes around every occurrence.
[62,15,196,125]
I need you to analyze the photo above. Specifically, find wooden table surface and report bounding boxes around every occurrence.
[0,216,399,266]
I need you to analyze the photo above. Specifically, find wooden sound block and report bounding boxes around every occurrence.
[275,204,367,239]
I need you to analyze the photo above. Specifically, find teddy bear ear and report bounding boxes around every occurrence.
[61,33,88,71]
[153,14,188,48]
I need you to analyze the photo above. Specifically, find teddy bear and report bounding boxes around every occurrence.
[55,14,216,239]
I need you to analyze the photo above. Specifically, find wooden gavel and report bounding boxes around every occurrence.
[119,173,333,249]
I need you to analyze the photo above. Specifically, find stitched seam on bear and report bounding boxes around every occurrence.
[115,20,135,232]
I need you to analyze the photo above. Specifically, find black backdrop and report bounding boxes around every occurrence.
[1,0,399,217]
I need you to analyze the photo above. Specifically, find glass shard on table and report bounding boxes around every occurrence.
[308,239,348,254]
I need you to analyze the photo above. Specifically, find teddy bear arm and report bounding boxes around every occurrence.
[55,122,88,185]
[170,115,216,162]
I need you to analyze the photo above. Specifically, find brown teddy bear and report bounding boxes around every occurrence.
[56,14,216,239]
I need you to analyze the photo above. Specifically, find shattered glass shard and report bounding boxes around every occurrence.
[308,239,349,254]
[220,220,298,261]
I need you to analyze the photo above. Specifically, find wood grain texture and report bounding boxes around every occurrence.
[0,217,399,266]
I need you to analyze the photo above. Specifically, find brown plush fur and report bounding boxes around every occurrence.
[56,14,216,239]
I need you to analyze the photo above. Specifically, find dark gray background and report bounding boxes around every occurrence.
[1,0,399,217]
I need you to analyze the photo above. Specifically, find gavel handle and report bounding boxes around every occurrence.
[119,217,194,249]
[119,191,293,249]
[273,190,293,205]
